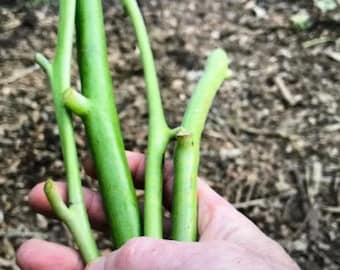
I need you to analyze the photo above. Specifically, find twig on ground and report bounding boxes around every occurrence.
[205,128,243,149]
[0,230,47,239]
[0,65,39,85]
[323,123,340,132]
[233,189,296,209]
[233,198,266,208]
[274,75,301,106]
[0,258,16,268]
[324,50,340,63]
[321,206,340,214]
[236,122,292,139]
[302,36,332,48]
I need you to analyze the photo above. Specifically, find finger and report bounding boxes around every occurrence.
[86,237,205,270]
[42,151,263,243]
[16,239,83,270]
[33,150,268,244]
[197,181,274,248]
[86,237,300,270]
[84,150,260,241]
[29,182,106,229]
[83,151,147,188]
[29,181,172,233]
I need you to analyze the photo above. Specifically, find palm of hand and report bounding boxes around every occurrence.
[16,152,300,270]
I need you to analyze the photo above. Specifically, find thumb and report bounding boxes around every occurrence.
[86,237,204,270]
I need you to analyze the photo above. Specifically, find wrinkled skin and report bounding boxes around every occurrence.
[16,151,300,270]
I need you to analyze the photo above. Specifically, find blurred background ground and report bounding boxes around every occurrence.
[1,0,340,269]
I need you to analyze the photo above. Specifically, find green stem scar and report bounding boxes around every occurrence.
[64,88,90,117]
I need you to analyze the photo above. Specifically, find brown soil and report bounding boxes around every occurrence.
[1,1,340,269]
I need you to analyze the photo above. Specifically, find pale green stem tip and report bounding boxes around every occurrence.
[63,88,90,116]
[205,48,232,80]
[44,179,71,222]
[35,53,53,79]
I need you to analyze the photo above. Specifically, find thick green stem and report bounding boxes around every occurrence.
[36,0,98,263]
[172,49,231,241]
[120,0,171,237]
[172,130,197,241]
[75,0,141,247]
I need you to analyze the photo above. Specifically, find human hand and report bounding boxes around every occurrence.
[16,151,300,270]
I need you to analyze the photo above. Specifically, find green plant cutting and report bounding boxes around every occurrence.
[36,0,231,263]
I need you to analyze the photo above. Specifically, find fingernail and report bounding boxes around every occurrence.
[86,257,105,270]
